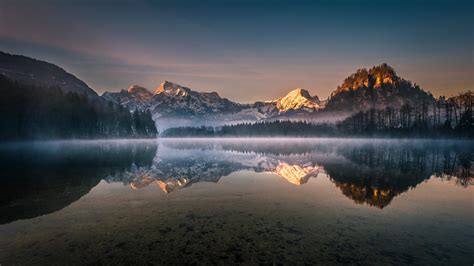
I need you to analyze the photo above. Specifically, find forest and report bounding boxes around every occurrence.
[161,121,336,137]
[162,91,473,138]
[337,92,472,138]
[0,75,157,140]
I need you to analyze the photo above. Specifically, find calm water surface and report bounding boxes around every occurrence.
[0,139,472,265]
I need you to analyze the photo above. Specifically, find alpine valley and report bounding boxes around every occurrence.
[102,63,443,131]
[0,51,471,138]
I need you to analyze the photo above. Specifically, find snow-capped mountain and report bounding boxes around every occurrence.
[271,88,324,112]
[104,81,242,115]
[101,64,440,130]
[2,50,463,136]
[4,53,433,131]
[102,81,326,129]
[102,85,154,111]
[151,81,242,116]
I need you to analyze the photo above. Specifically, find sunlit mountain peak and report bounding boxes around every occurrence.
[154,81,190,96]
[273,88,322,112]
[127,85,153,98]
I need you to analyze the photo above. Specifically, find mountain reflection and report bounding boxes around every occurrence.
[0,140,472,224]
[113,140,472,207]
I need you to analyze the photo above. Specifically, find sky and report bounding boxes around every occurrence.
[0,0,473,102]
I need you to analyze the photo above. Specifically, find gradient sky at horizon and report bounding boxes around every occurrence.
[0,0,473,102]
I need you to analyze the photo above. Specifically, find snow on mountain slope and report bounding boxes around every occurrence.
[102,85,154,111]
[128,85,153,98]
[221,88,326,125]
[101,81,327,129]
[271,88,324,112]
[103,81,243,115]
[150,81,242,116]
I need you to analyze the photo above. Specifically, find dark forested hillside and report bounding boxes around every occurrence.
[325,64,434,111]
[0,51,98,97]
[337,90,472,137]
[162,93,473,138]
[337,105,472,138]
[0,75,157,140]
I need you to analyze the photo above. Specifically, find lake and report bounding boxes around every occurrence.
[0,139,472,265]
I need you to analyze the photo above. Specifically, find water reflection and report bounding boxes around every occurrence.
[0,139,472,224]
[324,143,473,208]
[112,140,472,208]
[0,141,157,224]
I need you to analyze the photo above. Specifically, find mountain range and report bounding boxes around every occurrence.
[1,51,439,131]
[102,64,435,130]
[102,81,330,129]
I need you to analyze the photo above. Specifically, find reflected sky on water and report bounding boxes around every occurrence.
[0,139,472,264]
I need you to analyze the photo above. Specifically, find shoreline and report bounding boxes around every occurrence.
[1,137,473,145]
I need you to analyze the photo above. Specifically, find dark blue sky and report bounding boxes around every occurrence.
[0,0,472,101]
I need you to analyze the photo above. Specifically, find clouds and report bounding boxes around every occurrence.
[0,0,472,101]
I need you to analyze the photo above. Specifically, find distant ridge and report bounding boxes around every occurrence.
[0,51,158,140]
[0,51,98,97]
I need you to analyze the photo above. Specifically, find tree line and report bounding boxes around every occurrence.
[162,120,335,137]
[0,75,157,140]
[162,91,472,138]
[338,91,472,138]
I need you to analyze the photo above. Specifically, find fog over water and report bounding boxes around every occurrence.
[0,138,472,264]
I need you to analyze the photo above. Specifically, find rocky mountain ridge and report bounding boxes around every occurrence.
[102,81,327,129]
[102,64,438,129]
[326,63,434,111]
[0,51,443,131]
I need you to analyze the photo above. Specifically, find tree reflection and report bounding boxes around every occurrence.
[0,141,157,224]
[323,143,472,208]
[0,140,471,224]
[110,140,471,210]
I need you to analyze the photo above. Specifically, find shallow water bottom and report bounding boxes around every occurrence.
[1,170,472,265]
